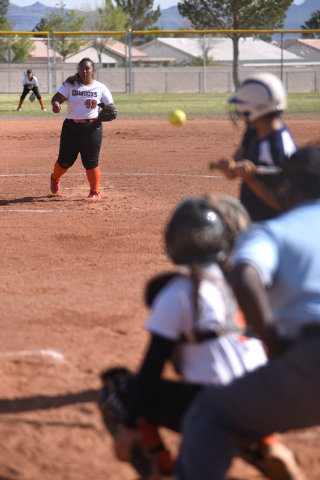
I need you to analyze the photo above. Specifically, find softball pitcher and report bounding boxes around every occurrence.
[50,57,117,200]
[98,194,305,480]
[17,69,46,112]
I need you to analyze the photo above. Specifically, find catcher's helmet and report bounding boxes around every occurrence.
[229,73,286,123]
[165,195,250,265]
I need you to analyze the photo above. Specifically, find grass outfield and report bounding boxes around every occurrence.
[1,92,320,117]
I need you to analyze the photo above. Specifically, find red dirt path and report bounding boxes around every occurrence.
[0,118,320,480]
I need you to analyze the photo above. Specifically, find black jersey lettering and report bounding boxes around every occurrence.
[72,90,98,97]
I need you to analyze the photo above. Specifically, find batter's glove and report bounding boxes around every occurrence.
[98,103,117,122]
[29,92,36,102]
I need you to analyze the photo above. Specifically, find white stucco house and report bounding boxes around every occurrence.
[137,37,304,65]
[283,39,320,62]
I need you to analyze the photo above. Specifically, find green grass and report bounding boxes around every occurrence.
[1,92,320,117]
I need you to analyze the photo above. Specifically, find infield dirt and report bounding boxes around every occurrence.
[0,118,319,480]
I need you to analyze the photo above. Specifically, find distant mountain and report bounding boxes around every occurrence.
[8,2,72,31]
[284,0,320,29]
[7,0,320,33]
[154,6,190,30]
[154,0,320,33]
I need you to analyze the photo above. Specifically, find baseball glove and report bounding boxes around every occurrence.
[98,367,175,478]
[29,92,36,103]
[98,103,117,122]
[98,367,157,478]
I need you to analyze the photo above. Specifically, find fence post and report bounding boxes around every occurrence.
[52,31,56,93]
[281,33,284,84]
[129,29,132,94]
[8,47,11,94]
[125,31,128,94]
[47,33,51,94]
[203,33,206,94]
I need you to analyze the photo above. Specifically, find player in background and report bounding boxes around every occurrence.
[17,69,46,112]
[214,73,296,221]
[99,194,305,480]
[50,57,116,200]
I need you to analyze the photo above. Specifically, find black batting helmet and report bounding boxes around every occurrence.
[165,195,250,265]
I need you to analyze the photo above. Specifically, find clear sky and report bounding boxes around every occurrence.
[10,0,306,11]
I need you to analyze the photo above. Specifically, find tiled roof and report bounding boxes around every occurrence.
[28,37,62,60]
[295,39,320,51]
[67,38,148,59]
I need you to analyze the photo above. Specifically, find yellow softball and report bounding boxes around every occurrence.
[168,109,186,127]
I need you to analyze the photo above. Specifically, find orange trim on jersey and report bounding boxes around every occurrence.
[86,166,101,191]
[52,160,68,181]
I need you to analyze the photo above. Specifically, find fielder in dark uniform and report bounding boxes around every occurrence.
[17,69,46,112]
[50,57,116,200]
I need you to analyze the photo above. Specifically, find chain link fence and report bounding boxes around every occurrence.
[0,30,319,95]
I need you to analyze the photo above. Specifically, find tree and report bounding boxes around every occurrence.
[113,0,161,44]
[0,0,35,62]
[177,0,293,89]
[12,36,36,62]
[140,26,172,43]
[301,10,320,39]
[83,0,130,63]
[34,1,87,61]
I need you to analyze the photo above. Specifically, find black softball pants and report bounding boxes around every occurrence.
[21,86,41,100]
[57,119,102,170]
[127,378,202,433]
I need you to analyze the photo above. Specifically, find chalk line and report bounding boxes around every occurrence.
[0,210,69,213]
[0,349,65,363]
[0,172,221,179]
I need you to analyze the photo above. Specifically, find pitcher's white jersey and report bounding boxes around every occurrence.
[58,80,114,120]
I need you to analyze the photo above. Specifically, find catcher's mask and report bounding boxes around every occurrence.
[228,73,286,124]
[165,195,250,265]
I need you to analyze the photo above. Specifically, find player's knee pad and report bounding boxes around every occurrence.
[82,159,99,170]
[58,161,73,170]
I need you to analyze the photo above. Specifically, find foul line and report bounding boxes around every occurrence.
[0,172,221,179]
[0,210,69,213]
[0,349,65,363]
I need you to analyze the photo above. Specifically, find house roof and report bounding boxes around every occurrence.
[285,39,320,52]
[105,39,148,59]
[138,37,302,62]
[28,37,62,60]
[283,39,298,49]
[67,38,148,60]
